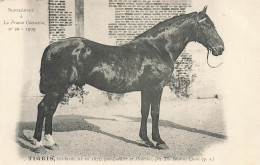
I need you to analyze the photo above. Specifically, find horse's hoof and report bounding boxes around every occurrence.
[142,140,155,148]
[156,143,169,150]
[32,146,47,154]
[45,143,59,150]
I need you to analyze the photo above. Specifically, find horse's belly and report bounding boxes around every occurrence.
[86,63,140,93]
[87,65,170,93]
[84,49,173,92]
[87,76,138,93]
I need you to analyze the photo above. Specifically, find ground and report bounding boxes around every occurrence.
[16,90,226,161]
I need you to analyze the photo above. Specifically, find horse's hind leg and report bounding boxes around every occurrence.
[32,91,65,153]
[44,91,64,150]
[32,93,53,153]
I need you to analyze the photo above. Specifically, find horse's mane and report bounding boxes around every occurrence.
[135,12,197,39]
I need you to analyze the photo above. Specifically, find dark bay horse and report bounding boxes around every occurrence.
[32,6,224,153]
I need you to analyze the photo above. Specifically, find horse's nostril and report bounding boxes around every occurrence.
[220,46,224,51]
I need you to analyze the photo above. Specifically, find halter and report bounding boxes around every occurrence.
[194,14,223,68]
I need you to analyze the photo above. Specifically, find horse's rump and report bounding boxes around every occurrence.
[39,44,76,94]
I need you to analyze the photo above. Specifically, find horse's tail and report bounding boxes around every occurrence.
[39,45,52,94]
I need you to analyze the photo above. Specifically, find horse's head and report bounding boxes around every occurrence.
[194,6,224,56]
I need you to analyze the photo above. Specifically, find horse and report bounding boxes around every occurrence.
[32,6,224,153]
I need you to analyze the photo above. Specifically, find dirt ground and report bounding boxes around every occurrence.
[16,91,226,161]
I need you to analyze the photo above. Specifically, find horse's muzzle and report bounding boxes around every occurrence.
[211,45,224,56]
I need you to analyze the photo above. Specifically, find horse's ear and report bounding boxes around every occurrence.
[197,5,207,19]
[202,5,208,14]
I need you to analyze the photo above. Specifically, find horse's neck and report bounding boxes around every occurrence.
[134,20,196,68]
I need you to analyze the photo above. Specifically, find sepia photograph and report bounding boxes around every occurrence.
[0,0,259,164]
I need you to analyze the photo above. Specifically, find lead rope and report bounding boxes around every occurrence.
[207,49,223,68]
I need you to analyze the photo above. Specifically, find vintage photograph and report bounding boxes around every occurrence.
[0,0,259,164]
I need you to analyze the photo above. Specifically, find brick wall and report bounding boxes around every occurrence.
[108,0,194,97]
[48,0,73,43]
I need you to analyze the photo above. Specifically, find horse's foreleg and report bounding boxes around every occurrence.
[139,90,154,148]
[150,87,169,150]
